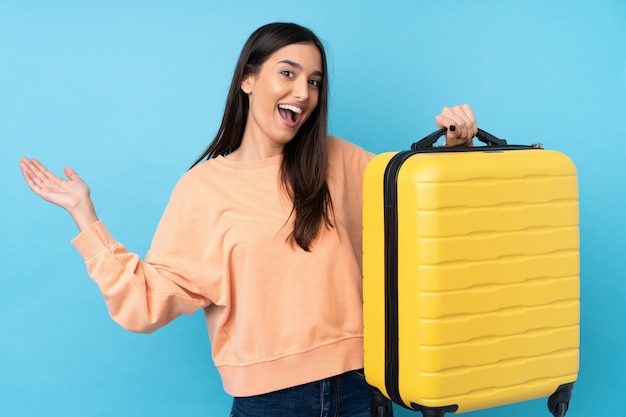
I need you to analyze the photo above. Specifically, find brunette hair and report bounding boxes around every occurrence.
[191,22,332,251]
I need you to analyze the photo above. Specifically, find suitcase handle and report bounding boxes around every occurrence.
[411,127,508,150]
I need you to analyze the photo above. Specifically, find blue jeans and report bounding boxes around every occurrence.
[229,369,393,417]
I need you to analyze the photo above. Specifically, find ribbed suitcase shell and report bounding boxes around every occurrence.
[363,147,579,414]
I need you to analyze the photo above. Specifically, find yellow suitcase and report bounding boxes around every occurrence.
[363,129,579,416]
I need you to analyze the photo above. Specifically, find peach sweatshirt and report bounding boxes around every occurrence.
[71,136,373,397]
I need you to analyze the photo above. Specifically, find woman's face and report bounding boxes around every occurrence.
[241,42,323,153]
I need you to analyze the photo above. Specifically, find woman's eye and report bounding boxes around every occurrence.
[281,70,294,78]
[309,79,320,88]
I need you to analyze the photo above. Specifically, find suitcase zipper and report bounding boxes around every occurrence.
[382,150,417,409]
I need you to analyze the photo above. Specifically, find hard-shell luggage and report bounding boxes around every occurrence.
[362,128,579,417]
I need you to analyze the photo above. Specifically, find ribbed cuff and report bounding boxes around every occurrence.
[70,220,114,262]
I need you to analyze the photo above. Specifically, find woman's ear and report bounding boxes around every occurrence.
[241,74,253,94]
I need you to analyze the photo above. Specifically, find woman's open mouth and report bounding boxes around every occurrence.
[278,104,303,128]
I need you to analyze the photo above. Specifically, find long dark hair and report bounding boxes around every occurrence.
[191,23,332,251]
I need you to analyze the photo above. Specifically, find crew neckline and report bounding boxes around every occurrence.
[214,154,282,170]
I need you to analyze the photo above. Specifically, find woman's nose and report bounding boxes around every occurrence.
[293,77,309,101]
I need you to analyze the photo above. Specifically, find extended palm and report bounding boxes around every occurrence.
[20,157,91,212]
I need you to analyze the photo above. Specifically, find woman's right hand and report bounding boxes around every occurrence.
[19,157,99,231]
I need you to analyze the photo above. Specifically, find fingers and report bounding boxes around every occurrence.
[19,157,45,193]
[64,166,81,181]
[20,157,57,193]
[19,157,77,204]
[19,157,93,214]
[21,157,47,182]
[435,104,478,146]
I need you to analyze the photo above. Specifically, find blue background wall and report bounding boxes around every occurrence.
[1,1,624,416]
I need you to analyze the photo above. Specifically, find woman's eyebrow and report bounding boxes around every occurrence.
[278,59,323,77]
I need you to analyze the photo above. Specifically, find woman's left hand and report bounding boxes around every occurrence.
[435,104,478,146]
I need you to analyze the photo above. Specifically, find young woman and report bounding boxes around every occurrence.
[19,22,477,417]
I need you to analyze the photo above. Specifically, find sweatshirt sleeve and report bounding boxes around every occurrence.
[72,222,211,333]
[71,169,220,334]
